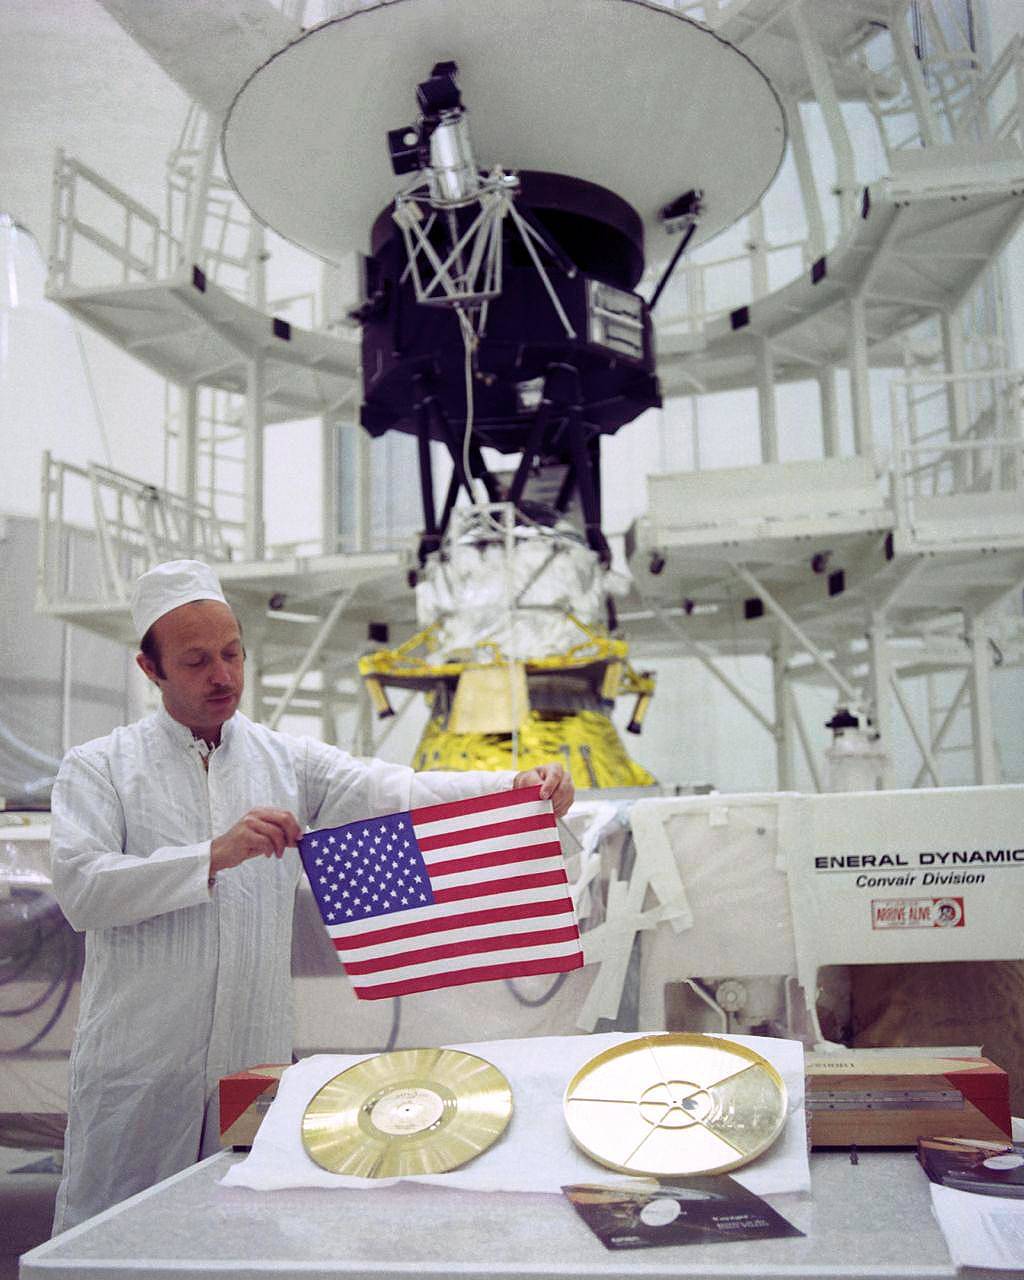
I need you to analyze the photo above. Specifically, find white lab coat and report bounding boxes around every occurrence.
[50,705,511,1232]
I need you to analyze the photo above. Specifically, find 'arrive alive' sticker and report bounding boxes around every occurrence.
[871,897,964,930]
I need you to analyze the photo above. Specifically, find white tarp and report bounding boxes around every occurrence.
[633,794,799,1032]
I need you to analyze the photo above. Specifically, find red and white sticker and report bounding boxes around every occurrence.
[871,897,965,930]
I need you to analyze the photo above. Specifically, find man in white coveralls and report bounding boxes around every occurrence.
[49,559,573,1232]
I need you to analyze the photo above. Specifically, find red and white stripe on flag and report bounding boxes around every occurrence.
[307,785,583,999]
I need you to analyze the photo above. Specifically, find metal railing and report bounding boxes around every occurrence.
[889,368,1024,542]
[951,32,1024,146]
[51,123,299,310]
[655,6,1024,339]
[48,130,341,558]
[50,139,265,305]
[652,233,808,336]
[166,103,269,302]
[49,150,181,294]
[38,453,240,611]
[861,5,1023,157]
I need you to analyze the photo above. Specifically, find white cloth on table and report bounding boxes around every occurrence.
[50,702,512,1232]
[220,1031,809,1197]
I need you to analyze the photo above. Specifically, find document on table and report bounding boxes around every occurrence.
[931,1183,1024,1269]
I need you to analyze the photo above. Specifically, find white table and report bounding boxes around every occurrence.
[19,1147,1006,1280]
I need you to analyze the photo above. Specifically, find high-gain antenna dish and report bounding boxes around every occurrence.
[222,0,787,568]
[222,0,786,264]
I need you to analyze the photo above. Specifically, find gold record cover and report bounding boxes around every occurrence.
[563,1033,788,1177]
[301,1047,513,1177]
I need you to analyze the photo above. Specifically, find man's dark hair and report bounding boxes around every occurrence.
[139,626,166,680]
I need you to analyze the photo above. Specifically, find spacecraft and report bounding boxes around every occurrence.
[222,0,786,786]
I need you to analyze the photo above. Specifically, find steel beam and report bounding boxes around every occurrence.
[889,670,942,787]
[940,311,970,489]
[243,353,266,559]
[729,562,860,705]
[772,633,795,790]
[756,337,779,463]
[788,685,823,793]
[913,673,970,788]
[787,93,826,263]
[818,365,839,458]
[967,612,999,784]
[890,0,943,149]
[848,293,873,460]
[867,615,896,789]
[791,1,857,231]
[320,414,339,556]
[177,384,199,557]
[650,602,775,735]
[267,590,352,730]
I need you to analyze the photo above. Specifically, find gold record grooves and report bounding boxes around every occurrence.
[302,1047,513,1177]
[563,1033,788,1177]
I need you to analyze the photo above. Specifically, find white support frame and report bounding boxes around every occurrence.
[889,0,943,148]
[35,2,1024,789]
[772,633,795,790]
[790,0,857,232]
[648,600,775,736]
[967,611,999,784]
[243,355,266,561]
[728,562,860,705]
[266,591,353,730]
[916,670,970,789]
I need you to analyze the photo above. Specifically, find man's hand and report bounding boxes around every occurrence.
[512,761,574,818]
[209,808,302,876]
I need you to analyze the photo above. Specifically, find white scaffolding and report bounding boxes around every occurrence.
[35,0,1024,784]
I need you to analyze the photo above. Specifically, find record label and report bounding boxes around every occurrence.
[370,1086,445,1135]
[563,1033,788,1177]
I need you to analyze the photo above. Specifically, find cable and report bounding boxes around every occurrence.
[504,814,593,1009]
[0,718,61,772]
[0,920,79,1055]
[0,964,64,1017]
[0,964,76,1054]
[382,997,402,1052]
[505,971,569,1007]
[0,889,60,987]
[459,314,481,505]
[73,321,115,467]
[0,924,46,987]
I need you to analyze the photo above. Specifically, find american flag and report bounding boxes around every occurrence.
[297,785,583,999]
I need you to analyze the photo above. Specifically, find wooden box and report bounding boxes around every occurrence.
[218,1064,288,1149]
[805,1051,1011,1148]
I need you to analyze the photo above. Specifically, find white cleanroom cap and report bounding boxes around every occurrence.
[131,559,228,639]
